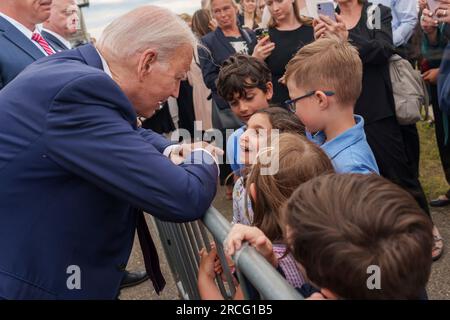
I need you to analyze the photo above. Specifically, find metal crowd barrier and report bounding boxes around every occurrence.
[153,206,303,300]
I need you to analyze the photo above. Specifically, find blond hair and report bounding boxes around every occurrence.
[267,0,312,28]
[285,36,363,107]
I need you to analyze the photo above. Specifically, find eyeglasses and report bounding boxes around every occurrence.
[284,91,335,113]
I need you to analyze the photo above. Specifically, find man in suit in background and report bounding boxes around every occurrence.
[42,0,79,51]
[0,0,55,90]
[0,5,219,299]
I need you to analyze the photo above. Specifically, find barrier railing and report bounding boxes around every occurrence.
[153,206,303,300]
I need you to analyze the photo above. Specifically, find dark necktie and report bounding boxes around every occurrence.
[136,210,166,294]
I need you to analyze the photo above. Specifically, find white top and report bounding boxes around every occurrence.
[42,28,72,50]
[0,12,49,56]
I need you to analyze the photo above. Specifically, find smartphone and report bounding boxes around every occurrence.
[427,0,440,16]
[317,1,336,22]
[255,28,270,41]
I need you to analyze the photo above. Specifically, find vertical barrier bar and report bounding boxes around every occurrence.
[173,223,200,299]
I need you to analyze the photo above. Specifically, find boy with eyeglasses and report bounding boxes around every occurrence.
[285,36,379,174]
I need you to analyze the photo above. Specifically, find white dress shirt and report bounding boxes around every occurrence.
[0,12,49,56]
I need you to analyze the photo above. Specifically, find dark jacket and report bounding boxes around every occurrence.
[0,44,218,299]
[338,2,396,124]
[42,30,70,52]
[198,26,256,111]
[0,16,45,89]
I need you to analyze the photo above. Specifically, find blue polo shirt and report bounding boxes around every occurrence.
[226,126,246,175]
[309,115,379,174]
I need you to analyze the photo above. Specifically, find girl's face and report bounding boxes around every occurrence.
[265,0,294,23]
[211,0,238,29]
[243,0,257,14]
[239,113,273,165]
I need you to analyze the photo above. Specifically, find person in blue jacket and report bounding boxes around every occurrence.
[0,6,219,300]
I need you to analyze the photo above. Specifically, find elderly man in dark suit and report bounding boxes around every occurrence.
[0,0,55,90]
[42,0,152,290]
[0,5,219,300]
[42,0,79,51]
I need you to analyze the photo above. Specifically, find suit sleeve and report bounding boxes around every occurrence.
[45,73,218,222]
[136,127,174,153]
[349,5,395,65]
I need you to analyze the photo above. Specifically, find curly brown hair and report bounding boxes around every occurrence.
[217,54,272,102]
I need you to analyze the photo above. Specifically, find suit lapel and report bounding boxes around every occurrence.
[0,16,45,61]
[42,30,68,52]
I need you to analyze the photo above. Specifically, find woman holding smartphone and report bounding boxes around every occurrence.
[314,0,444,261]
[253,0,314,105]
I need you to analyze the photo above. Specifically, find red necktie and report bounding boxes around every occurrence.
[31,32,55,56]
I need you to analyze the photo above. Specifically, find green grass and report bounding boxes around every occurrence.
[418,120,449,200]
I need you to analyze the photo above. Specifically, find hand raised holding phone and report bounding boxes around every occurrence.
[314,14,349,41]
[252,32,275,61]
[317,2,336,22]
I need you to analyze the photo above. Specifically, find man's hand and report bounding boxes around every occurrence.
[169,141,224,165]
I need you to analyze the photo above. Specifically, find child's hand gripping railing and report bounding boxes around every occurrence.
[153,206,303,300]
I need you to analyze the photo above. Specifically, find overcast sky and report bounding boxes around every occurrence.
[82,0,201,39]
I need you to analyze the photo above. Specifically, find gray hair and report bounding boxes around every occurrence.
[97,5,197,63]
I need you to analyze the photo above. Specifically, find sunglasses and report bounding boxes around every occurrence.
[284,91,335,113]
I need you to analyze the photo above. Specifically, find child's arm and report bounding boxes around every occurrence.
[198,247,224,300]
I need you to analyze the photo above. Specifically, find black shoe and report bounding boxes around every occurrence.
[120,270,149,289]
[429,196,450,207]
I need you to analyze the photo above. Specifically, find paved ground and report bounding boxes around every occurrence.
[120,186,450,300]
